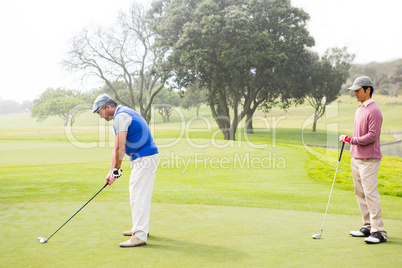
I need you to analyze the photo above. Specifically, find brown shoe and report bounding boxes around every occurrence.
[119,236,146,247]
[123,231,133,236]
[123,231,149,237]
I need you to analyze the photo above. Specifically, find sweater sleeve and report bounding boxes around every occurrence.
[351,108,382,146]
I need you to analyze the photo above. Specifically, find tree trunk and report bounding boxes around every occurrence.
[312,104,327,132]
[166,108,171,122]
[70,116,75,127]
[229,124,237,140]
[144,84,165,125]
[244,101,260,134]
[312,108,319,132]
[246,112,254,134]
[158,109,166,122]
[64,114,69,127]
[312,120,317,132]
[146,113,151,124]
[222,129,231,140]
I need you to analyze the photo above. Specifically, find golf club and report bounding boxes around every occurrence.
[38,182,108,244]
[312,142,345,239]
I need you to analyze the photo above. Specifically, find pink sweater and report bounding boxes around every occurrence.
[350,100,383,159]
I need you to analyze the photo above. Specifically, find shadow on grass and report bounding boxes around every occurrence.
[146,235,248,263]
[383,237,402,246]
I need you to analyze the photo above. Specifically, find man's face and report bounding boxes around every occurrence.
[97,105,113,121]
[354,87,371,103]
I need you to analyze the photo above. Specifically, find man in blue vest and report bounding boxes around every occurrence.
[92,93,159,247]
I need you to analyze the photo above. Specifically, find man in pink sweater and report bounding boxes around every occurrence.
[339,76,387,244]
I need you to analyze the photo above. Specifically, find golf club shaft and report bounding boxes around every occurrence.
[338,142,345,162]
[46,183,108,241]
[319,142,345,234]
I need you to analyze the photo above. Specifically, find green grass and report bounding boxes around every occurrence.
[1,202,402,267]
[305,147,402,197]
[2,95,401,144]
[0,96,401,267]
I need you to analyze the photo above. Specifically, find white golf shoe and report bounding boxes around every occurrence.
[350,228,370,237]
[365,232,387,244]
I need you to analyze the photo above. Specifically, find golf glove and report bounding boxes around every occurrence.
[339,135,351,144]
[112,168,122,179]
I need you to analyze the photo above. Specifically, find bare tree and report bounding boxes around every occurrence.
[62,1,170,123]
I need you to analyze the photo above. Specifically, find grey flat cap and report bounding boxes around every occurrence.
[348,76,374,91]
[92,93,112,113]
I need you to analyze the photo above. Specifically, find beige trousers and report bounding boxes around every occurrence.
[351,157,386,236]
[129,154,159,242]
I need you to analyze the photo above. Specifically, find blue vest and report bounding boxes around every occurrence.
[113,106,158,161]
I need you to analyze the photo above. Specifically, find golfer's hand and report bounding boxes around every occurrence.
[105,173,116,186]
[339,135,351,144]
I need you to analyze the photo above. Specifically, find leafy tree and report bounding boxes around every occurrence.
[62,1,170,124]
[306,47,354,132]
[153,88,181,122]
[180,83,206,118]
[247,48,314,133]
[150,0,314,140]
[30,88,85,126]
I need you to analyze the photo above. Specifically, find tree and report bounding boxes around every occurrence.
[62,1,170,124]
[246,49,314,133]
[0,99,21,114]
[153,88,181,122]
[306,47,354,132]
[180,83,206,118]
[150,0,314,140]
[347,59,402,99]
[0,99,33,114]
[388,61,402,100]
[20,100,33,113]
[30,88,85,126]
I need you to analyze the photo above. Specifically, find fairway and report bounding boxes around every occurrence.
[0,99,401,267]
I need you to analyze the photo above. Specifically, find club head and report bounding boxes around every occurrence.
[312,234,321,239]
[38,237,48,244]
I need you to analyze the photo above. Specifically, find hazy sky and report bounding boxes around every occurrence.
[0,0,401,103]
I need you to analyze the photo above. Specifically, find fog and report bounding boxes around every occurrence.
[0,0,401,103]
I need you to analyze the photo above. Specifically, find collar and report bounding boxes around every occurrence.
[113,105,122,118]
[360,99,374,107]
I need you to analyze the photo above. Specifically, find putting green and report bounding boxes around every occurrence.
[0,202,401,267]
